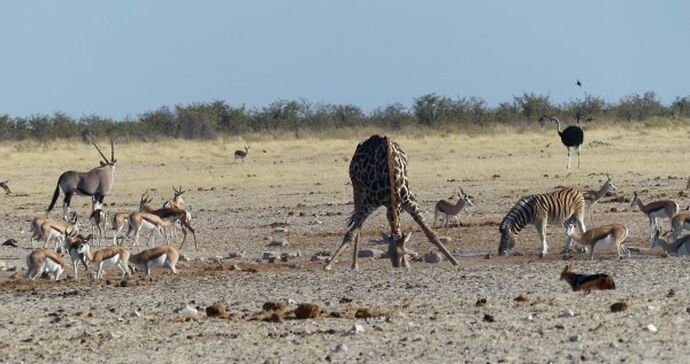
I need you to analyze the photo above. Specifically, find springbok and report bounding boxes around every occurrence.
[78,241,131,279]
[164,185,186,209]
[583,175,617,223]
[65,231,91,280]
[162,186,189,238]
[111,211,130,246]
[564,218,630,260]
[29,215,52,247]
[126,211,171,248]
[433,189,473,228]
[630,191,679,240]
[650,228,690,256]
[0,180,11,194]
[89,200,107,246]
[25,248,66,280]
[35,212,79,250]
[130,245,179,275]
[670,206,690,240]
[47,139,116,220]
[234,146,250,163]
[139,191,197,250]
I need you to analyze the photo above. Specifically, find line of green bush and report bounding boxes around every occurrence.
[1,92,689,141]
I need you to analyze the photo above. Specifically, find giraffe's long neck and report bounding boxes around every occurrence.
[385,137,401,238]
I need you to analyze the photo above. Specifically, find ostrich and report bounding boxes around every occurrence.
[540,115,584,169]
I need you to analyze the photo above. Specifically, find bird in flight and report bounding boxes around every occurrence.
[576,79,582,87]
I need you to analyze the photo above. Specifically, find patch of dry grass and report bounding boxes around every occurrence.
[0,126,687,217]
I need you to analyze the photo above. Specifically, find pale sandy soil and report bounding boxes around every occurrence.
[1,127,689,363]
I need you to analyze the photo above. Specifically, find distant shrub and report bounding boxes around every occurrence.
[1,93,687,142]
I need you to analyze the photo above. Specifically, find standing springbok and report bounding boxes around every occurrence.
[139,191,197,250]
[89,200,106,246]
[25,248,66,280]
[234,146,250,163]
[126,210,171,248]
[563,218,630,259]
[129,245,179,275]
[47,139,116,220]
[583,175,617,223]
[630,191,679,240]
[670,206,690,240]
[36,212,79,250]
[0,180,11,194]
[162,186,189,238]
[433,189,474,228]
[78,241,131,279]
[111,211,130,246]
[650,227,690,256]
[65,232,90,280]
[29,215,52,247]
[164,185,186,209]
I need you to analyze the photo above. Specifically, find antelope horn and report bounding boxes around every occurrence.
[172,185,179,194]
[92,141,109,164]
[110,137,115,163]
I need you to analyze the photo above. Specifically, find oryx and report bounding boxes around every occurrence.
[47,139,116,220]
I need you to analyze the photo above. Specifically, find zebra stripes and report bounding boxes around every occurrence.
[499,188,586,256]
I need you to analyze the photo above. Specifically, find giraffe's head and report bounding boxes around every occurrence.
[384,231,412,268]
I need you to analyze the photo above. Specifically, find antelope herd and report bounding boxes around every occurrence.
[6,133,690,284]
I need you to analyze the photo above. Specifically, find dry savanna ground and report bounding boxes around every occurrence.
[1,126,690,363]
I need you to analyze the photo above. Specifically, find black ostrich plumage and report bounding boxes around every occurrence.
[559,126,584,148]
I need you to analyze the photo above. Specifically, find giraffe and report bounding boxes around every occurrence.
[324,135,459,270]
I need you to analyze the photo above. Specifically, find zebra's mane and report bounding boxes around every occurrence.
[500,196,536,234]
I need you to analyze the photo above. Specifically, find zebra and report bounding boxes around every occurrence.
[499,187,586,257]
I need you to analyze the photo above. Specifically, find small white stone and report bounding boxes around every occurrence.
[560,309,575,318]
[526,314,533,321]
[646,324,658,333]
[172,304,199,318]
[349,324,365,335]
[335,343,348,352]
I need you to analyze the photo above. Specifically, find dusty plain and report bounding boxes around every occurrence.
[1,125,690,363]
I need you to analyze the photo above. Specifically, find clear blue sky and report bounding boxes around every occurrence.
[1,1,688,119]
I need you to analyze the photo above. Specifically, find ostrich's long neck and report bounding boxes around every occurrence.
[552,118,562,133]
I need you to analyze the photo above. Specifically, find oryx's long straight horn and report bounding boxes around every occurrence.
[110,137,116,163]
[92,140,109,164]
